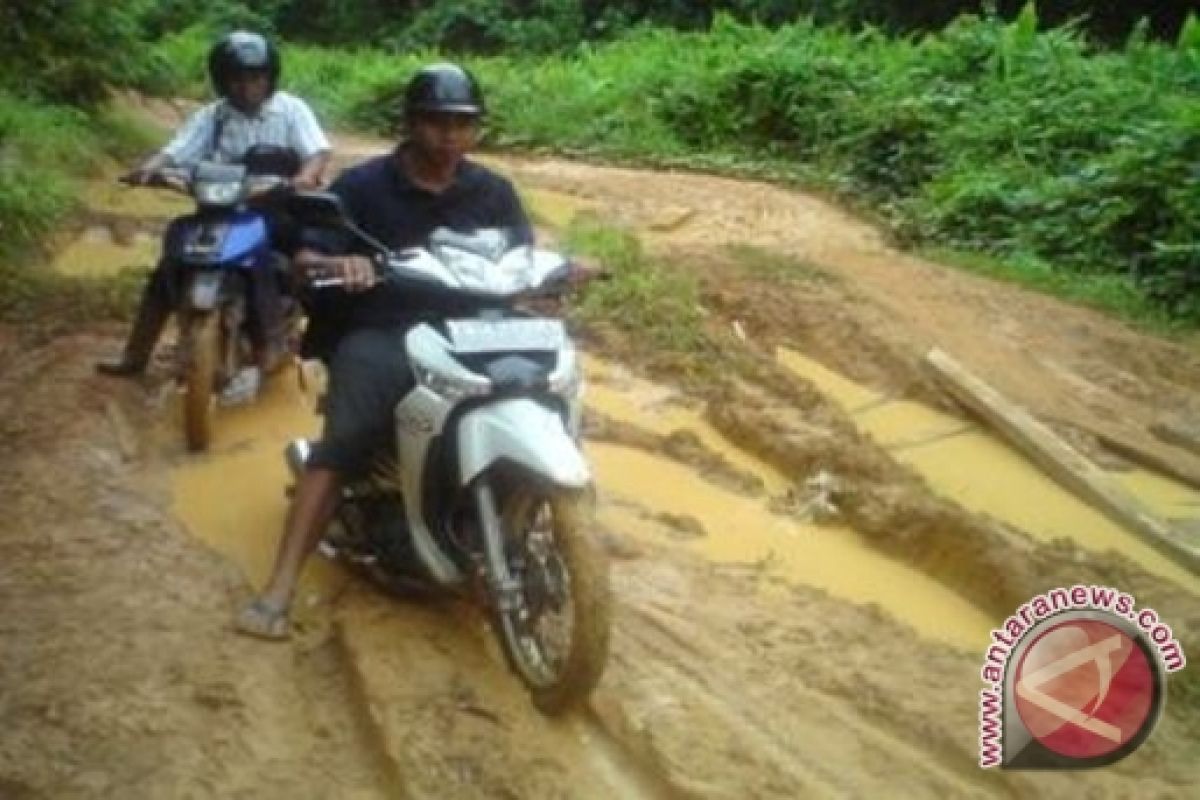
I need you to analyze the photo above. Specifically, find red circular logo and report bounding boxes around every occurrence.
[1014,619,1155,760]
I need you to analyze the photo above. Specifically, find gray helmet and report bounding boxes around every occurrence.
[208,31,280,98]
[404,63,485,117]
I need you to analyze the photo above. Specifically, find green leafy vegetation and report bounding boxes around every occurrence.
[2,2,1197,330]
[242,10,1196,324]
[563,215,707,354]
[0,94,158,261]
[0,94,155,324]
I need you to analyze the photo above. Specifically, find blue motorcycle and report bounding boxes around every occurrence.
[128,160,295,450]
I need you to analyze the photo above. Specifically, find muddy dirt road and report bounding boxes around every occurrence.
[2,118,1199,798]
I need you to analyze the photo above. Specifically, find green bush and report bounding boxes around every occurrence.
[565,215,705,353]
[1,1,164,104]
[0,93,158,260]
[481,12,1200,325]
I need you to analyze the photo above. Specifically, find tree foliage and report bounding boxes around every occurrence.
[1,0,163,103]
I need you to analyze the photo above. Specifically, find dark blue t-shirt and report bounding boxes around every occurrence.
[301,146,533,358]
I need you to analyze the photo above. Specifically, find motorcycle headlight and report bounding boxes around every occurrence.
[195,180,243,206]
[414,363,491,402]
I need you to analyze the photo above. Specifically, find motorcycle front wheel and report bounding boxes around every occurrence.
[495,489,611,715]
[180,311,218,452]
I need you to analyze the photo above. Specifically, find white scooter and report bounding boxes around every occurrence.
[286,193,610,714]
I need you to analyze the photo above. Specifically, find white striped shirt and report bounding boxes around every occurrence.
[161,91,331,166]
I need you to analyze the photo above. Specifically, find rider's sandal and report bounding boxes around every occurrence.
[234,598,290,641]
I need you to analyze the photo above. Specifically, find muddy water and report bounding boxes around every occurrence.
[53,179,188,277]
[583,355,792,494]
[52,226,158,277]
[520,186,595,232]
[67,169,997,649]
[159,342,991,650]
[776,347,1200,591]
[582,360,993,649]
[591,445,992,650]
[81,177,191,219]
[168,371,345,622]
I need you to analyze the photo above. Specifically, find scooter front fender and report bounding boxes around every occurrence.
[187,270,224,311]
[458,399,590,489]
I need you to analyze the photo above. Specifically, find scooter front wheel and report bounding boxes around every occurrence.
[494,488,611,715]
[181,311,218,451]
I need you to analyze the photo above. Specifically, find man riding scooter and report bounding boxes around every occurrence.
[97,30,332,404]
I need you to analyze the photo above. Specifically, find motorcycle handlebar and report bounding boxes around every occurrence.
[306,256,604,298]
[118,169,290,198]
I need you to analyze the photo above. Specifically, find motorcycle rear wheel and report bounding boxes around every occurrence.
[182,311,218,452]
[495,489,611,715]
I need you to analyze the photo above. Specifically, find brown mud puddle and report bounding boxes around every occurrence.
[777,346,1200,591]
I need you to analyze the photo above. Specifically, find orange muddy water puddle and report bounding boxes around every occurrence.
[583,354,792,495]
[168,368,343,620]
[52,178,187,278]
[589,444,992,650]
[82,176,192,219]
[775,347,1200,591]
[52,227,157,277]
[164,352,992,650]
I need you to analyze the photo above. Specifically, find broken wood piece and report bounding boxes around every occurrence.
[924,347,1200,574]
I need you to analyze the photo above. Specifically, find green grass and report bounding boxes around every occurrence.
[562,214,706,355]
[0,93,158,260]
[923,246,1189,334]
[0,93,159,324]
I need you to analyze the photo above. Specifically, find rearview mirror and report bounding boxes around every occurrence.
[288,191,350,229]
[288,190,390,255]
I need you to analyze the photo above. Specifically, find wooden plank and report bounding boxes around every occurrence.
[924,347,1200,575]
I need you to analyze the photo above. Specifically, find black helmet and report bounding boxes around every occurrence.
[404,63,485,117]
[207,31,280,98]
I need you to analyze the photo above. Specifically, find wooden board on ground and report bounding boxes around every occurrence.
[924,347,1200,575]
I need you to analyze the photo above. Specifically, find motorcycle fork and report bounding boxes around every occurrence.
[473,481,523,614]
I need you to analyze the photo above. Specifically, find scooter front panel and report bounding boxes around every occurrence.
[394,385,461,584]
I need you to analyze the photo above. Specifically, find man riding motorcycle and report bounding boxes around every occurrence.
[236,62,599,639]
[97,30,332,404]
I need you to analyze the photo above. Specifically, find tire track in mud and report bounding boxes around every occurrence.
[331,587,675,800]
[0,336,398,800]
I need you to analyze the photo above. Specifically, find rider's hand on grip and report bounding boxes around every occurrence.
[119,168,153,187]
[311,255,377,292]
[566,257,608,289]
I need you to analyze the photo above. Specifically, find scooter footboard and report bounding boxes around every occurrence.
[457,399,590,489]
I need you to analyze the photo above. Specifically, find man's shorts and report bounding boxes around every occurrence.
[308,326,415,476]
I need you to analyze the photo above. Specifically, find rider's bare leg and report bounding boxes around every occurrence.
[235,467,341,638]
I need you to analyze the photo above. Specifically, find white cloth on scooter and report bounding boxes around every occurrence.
[219,366,262,407]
